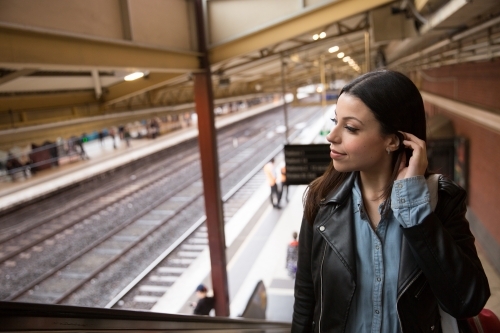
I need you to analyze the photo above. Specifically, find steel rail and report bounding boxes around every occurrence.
[4,170,202,301]
[3,105,323,304]
[104,107,320,308]
[0,151,201,262]
[0,106,285,254]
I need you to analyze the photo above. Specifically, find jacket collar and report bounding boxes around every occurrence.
[321,172,357,205]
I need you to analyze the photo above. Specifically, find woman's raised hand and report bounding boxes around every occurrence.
[396,131,428,180]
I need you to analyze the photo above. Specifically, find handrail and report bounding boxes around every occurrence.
[0,301,291,332]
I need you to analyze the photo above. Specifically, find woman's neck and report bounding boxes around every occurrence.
[358,170,392,228]
[358,170,392,203]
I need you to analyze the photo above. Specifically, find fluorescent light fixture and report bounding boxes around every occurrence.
[124,72,144,81]
[337,52,345,58]
[343,56,351,62]
[328,46,339,53]
[313,34,319,40]
[319,32,326,39]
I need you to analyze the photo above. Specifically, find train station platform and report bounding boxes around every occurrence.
[1,101,498,322]
[0,101,285,213]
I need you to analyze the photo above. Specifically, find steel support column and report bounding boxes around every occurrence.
[281,54,289,143]
[320,55,326,107]
[193,0,230,317]
[365,30,371,73]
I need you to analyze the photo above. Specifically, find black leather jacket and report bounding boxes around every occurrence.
[292,173,490,333]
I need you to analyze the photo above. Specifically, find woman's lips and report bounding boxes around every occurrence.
[330,149,346,159]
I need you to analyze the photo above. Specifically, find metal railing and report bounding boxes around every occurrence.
[0,301,291,332]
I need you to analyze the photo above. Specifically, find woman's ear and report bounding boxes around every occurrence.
[386,133,401,152]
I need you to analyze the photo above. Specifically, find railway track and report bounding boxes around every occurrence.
[105,167,269,311]
[0,105,325,306]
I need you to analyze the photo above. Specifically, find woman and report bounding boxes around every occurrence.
[292,70,490,333]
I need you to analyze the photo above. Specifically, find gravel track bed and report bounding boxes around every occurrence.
[0,106,324,304]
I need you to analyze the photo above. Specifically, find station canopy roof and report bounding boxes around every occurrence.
[0,0,499,116]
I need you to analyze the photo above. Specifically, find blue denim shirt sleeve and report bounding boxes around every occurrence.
[391,176,432,228]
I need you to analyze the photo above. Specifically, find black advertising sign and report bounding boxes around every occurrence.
[284,144,331,185]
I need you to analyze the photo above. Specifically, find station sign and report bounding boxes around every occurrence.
[284,144,331,185]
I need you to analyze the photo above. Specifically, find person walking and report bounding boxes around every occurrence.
[292,70,489,333]
[191,284,215,316]
[264,158,280,209]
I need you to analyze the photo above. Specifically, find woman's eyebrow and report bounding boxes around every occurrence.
[340,116,364,125]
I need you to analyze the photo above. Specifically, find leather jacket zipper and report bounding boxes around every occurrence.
[396,271,422,332]
[319,243,327,333]
[318,203,339,333]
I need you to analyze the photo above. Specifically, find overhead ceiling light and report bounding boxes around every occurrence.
[328,46,339,53]
[319,32,326,39]
[124,72,144,81]
[337,52,345,58]
[343,56,351,62]
[313,34,319,40]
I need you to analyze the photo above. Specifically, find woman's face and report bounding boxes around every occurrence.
[326,93,393,174]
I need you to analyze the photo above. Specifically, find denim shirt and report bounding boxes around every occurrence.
[345,175,431,333]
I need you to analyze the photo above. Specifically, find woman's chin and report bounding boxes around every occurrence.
[332,161,351,173]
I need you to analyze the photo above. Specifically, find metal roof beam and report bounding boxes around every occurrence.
[0,92,95,113]
[104,73,185,106]
[0,68,37,86]
[209,0,392,64]
[0,24,200,73]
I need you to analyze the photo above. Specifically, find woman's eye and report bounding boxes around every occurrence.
[344,126,358,133]
[331,118,338,125]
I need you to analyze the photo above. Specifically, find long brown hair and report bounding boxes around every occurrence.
[304,70,428,223]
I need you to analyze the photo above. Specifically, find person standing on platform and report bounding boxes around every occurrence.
[74,135,89,160]
[286,231,299,279]
[279,163,289,204]
[264,158,280,209]
[124,125,132,148]
[292,70,489,333]
[98,130,104,147]
[109,127,117,149]
[151,118,160,139]
[191,284,215,315]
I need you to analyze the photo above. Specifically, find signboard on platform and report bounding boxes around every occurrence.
[284,144,331,185]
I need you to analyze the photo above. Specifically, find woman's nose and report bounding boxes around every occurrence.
[326,125,339,143]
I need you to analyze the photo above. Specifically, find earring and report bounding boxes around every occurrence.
[386,147,391,154]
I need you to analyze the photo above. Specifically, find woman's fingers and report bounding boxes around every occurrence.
[398,131,428,177]
[399,131,426,149]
